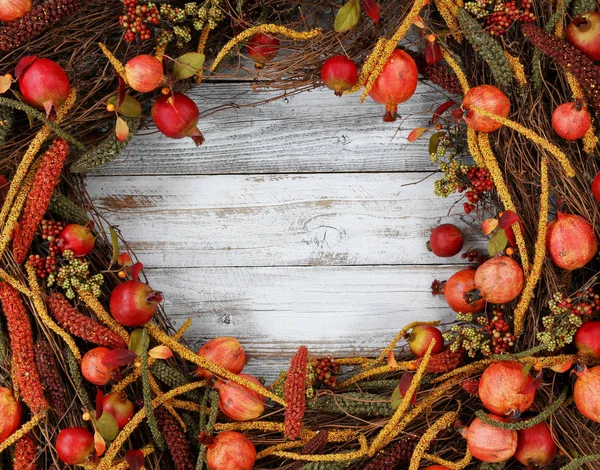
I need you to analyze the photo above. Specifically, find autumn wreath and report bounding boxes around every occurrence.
[0,0,600,469]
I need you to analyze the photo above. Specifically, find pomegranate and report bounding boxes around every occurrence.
[110,280,162,327]
[478,361,535,416]
[465,415,517,463]
[0,0,31,22]
[16,57,70,116]
[461,85,510,133]
[546,210,598,270]
[125,54,164,93]
[151,93,204,146]
[368,49,418,122]
[215,374,265,421]
[514,422,557,468]
[58,223,95,257]
[575,321,600,359]
[566,12,600,61]
[552,101,591,140]
[434,269,485,313]
[194,336,246,379]
[102,392,134,429]
[592,172,600,202]
[428,223,464,257]
[56,427,95,465]
[468,256,524,304]
[321,56,358,96]
[202,431,256,470]
[81,347,119,386]
[245,33,280,68]
[574,364,600,423]
[407,325,444,358]
[0,387,22,443]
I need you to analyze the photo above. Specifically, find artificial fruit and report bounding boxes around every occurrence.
[464,414,517,463]
[428,223,464,257]
[102,392,134,429]
[110,280,162,327]
[321,55,358,96]
[407,325,444,357]
[16,56,70,116]
[245,33,280,68]
[467,256,524,304]
[56,427,95,465]
[461,85,510,133]
[546,210,598,270]
[202,431,256,470]
[215,374,265,421]
[514,422,557,468]
[574,321,600,359]
[58,223,95,257]
[433,269,485,313]
[125,54,164,93]
[152,92,204,146]
[81,347,119,386]
[0,0,31,22]
[566,12,600,61]
[552,101,591,140]
[194,336,246,379]
[0,387,22,443]
[478,360,535,416]
[573,364,600,423]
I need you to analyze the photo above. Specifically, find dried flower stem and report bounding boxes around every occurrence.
[13,433,37,470]
[346,38,387,94]
[150,374,187,431]
[435,0,462,42]
[274,434,368,462]
[285,346,308,439]
[409,411,458,470]
[422,450,473,470]
[0,413,45,453]
[504,52,527,87]
[467,128,485,168]
[195,26,211,84]
[141,329,166,451]
[559,454,600,470]
[257,441,306,459]
[513,157,548,336]
[78,288,130,343]
[433,358,492,383]
[211,25,321,72]
[64,346,91,410]
[26,263,82,360]
[441,51,470,94]
[335,362,414,389]
[98,43,127,81]
[146,322,286,405]
[0,269,32,296]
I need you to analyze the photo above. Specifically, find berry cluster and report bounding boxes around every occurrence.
[465,0,535,37]
[312,356,340,389]
[432,129,469,198]
[461,249,488,264]
[463,167,495,214]
[47,250,103,299]
[120,0,160,42]
[556,287,600,316]
[479,307,515,354]
[28,220,64,279]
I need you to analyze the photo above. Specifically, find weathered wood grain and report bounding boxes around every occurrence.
[91,81,454,176]
[86,172,481,268]
[147,264,464,379]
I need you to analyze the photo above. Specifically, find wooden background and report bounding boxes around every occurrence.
[86,79,475,379]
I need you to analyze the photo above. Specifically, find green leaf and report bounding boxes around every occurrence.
[429,131,446,155]
[173,52,206,79]
[487,228,508,256]
[110,226,119,266]
[334,0,361,32]
[96,412,119,441]
[391,385,402,410]
[522,362,533,378]
[129,329,144,356]
[108,94,142,118]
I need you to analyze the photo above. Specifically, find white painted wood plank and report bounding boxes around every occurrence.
[87,173,482,268]
[91,81,454,176]
[149,265,463,380]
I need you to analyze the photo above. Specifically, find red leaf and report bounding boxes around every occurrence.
[118,252,132,267]
[149,345,173,359]
[408,127,428,142]
[482,218,499,235]
[94,431,106,457]
[125,449,145,470]
[520,372,543,395]
[101,349,137,367]
[362,0,380,23]
[498,210,520,230]
[387,351,398,368]
[118,76,126,108]
[399,372,417,404]
[450,108,464,121]
[115,116,129,142]
[424,40,443,65]
[431,100,457,124]
[15,56,37,79]
[95,388,104,420]
[131,262,143,282]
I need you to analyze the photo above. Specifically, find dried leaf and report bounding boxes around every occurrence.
[101,349,137,367]
[115,116,129,142]
[408,127,427,142]
[118,252,132,267]
[131,262,143,282]
[95,388,104,420]
[498,210,520,230]
[399,372,416,404]
[108,94,142,118]
[391,385,402,409]
[110,227,119,267]
[149,345,173,359]
[520,372,543,395]
[413,15,426,28]
[96,413,119,441]
[482,218,499,235]
[129,329,144,356]
[0,75,11,94]
[387,351,398,367]
[431,100,456,124]
[173,52,206,79]
[125,449,145,470]
[487,229,508,256]
[429,131,446,155]
[362,0,380,23]
[334,0,361,33]
[94,430,106,456]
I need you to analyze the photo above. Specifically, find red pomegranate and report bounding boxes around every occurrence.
[574,321,600,359]
[566,12,600,61]
[125,54,164,93]
[152,92,204,146]
[574,364,600,423]
[56,427,95,465]
[592,172,600,202]
[202,431,256,470]
[462,85,510,133]
[465,415,518,463]
[368,49,418,122]
[478,361,535,416]
[110,280,162,327]
[552,101,591,141]
[245,33,280,68]
[546,210,598,270]
[429,223,464,257]
[468,256,524,304]
[81,347,119,386]
[321,56,358,96]
[194,336,246,379]
[434,269,485,313]
[58,223,95,257]
[215,374,265,421]
[514,422,557,468]
[0,0,31,22]
[16,57,70,116]
[0,387,22,443]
